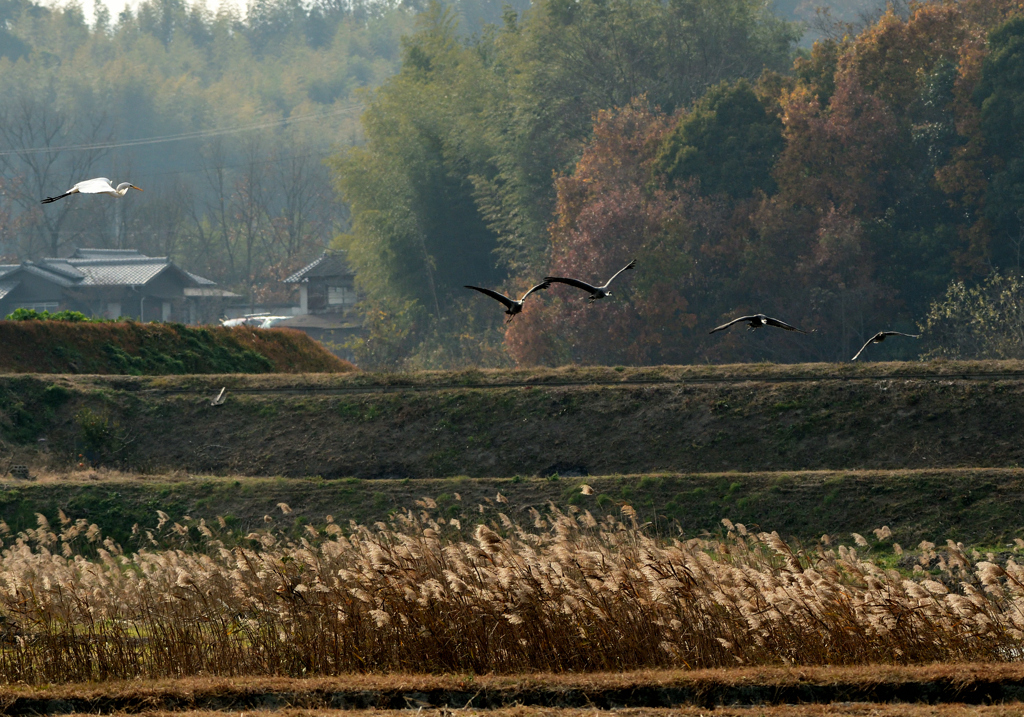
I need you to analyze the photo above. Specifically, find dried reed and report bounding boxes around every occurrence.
[0,505,1020,684]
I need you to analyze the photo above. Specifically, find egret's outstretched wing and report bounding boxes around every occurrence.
[764,316,807,333]
[42,177,115,204]
[604,259,636,288]
[881,331,920,339]
[519,281,551,302]
[708,315,756,334]
[544,276,600,295]
[75,178,116,194]
[465,285,515,310]
[850,336,876,361]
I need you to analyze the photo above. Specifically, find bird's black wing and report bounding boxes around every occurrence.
[465,285,515,310]
[603,259,636,288]
[40,192,72,204]
[708,315,756,334]
[764,316,808,333]
[850,336,876,361]
[544,277,600,295]
[519,281,551,302]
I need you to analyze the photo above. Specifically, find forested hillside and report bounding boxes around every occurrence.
[0,0,528,304]
[335,0,1024,368]
[4,0,1015,369]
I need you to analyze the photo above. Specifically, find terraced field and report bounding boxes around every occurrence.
[5,362,1024,710]
[4,360,1024,478]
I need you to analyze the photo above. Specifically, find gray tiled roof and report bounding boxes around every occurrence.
[68,258,172,286]
[284,251,352,283]
[37,260,85,279]
[21,263,79,287]
[0,265,18,277]
[0,280,19,300]
[185,270,217,286]
[6,249,219,291]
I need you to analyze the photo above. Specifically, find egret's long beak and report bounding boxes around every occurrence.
[131,185,143,192]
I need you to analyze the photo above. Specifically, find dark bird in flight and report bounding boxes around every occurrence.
[544,259,635,302]
[709,314,808,335]
[851,331,920,361]
[465,281,550,322]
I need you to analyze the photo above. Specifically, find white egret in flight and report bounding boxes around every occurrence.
[41,178,142,204]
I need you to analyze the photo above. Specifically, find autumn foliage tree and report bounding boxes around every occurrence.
[508,0,1024,366]
[506,101,705,366]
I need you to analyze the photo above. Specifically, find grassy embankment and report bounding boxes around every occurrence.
[0,321,354,374]
[3,468,1024,549]
[2,361,1023,479]
[3,361,1024,547]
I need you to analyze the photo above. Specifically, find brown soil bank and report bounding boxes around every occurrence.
[0,321,353,374]
[5,666,1024,713]
[1,360,1023,477]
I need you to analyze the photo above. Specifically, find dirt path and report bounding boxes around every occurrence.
[6,666,1024,714]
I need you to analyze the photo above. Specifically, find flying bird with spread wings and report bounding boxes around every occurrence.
[709,314,808,335]
[41,178,142,204]
[851,331,920,361]
[544,259,635,302]
[465,281,550,322]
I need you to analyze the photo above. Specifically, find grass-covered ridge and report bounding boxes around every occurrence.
[4,468,1024,549]
[0,322,354,375]
[3,361,1024,476]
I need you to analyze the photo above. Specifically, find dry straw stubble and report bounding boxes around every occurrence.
[0,505,1021,684]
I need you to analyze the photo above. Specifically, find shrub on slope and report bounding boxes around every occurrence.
[0,321,354,374]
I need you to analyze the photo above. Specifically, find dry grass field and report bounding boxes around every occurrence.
[6,364,1024,705]
[4,500,1024,684]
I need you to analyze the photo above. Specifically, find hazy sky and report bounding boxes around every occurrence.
[85,0,246,25]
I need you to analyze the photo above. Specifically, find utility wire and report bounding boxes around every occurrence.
[0,104,361,157]
[126,148,348,182]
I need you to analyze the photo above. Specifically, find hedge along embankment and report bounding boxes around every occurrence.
[0,321,355,374]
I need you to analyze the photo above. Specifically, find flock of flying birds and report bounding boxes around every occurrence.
[40,178,916,362]
[465,259,920,362]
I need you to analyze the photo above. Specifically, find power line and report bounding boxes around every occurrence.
[0,104,361,157]
[127,149,336,182]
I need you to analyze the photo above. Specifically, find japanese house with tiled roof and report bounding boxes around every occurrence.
[0,248,236,323]
[276,250,362,356]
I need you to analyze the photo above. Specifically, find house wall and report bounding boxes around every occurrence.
[62,286,129,319]
[0,272,64,317]
[307,275,357,314]
[0,261,223,324]
[144,271,189,300]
